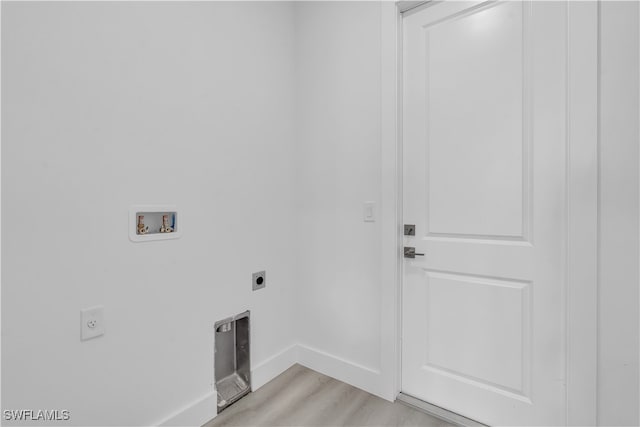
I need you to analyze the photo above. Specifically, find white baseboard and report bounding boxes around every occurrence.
[251,344,298,390]
[296,344,386,400]
[157,392,217,427]
[156,344,298,427]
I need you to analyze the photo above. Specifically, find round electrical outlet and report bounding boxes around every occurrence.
[252,271,266,291]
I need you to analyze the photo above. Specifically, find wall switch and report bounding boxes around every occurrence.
[363,201,376,222]
[81,306,105,341]
[252,271,266,291]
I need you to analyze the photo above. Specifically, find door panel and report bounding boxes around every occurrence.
[424,272,529,394]
[426,1,526,239]
[402,2,567,425]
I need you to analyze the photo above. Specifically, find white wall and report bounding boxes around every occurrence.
[599,2,640,425]
[293,1,394,399]
[1,2,297,426]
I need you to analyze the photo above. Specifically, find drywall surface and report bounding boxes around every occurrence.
[293,1,389,398]
[598,2,640,425]
[1,2,296,426]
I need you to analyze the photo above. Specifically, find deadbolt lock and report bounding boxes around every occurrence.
[404,224,416,236]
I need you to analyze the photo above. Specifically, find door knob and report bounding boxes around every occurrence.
[404,247,424,259]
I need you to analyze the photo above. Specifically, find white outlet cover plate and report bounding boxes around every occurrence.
[81,306,105,341]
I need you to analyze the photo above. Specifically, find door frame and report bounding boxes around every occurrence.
[379,2,599,424]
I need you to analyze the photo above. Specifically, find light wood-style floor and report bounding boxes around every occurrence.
[204,364,452,427]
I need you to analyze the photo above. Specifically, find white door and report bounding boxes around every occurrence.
[402,2,567,425]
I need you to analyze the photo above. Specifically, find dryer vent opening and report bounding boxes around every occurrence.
[215,311,251,412]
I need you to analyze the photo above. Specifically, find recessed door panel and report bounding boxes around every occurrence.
[426,2,526,239]
[424,272,529,394]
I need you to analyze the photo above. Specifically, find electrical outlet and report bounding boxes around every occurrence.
[81,306,105,341]
[252,271,266,291]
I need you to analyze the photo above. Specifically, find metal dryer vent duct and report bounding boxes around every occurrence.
[214,311,251,412]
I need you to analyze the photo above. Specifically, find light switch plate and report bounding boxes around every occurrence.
[81,306,105,341]
[363,201,376,222]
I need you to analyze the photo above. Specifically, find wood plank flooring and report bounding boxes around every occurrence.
[204,364,452,427]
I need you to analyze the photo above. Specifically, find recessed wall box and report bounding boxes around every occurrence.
[215,311,251,412]
[129,205,181,242]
